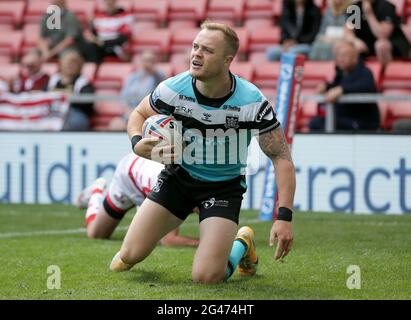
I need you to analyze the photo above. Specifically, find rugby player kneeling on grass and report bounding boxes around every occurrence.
[76,153,199,247]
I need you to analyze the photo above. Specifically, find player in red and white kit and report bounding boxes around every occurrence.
[77,153,199,247]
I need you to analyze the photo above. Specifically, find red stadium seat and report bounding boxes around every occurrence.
[0,63,19,82]
[132,0,168,25]
[206,0,245,24]
[387,0,406,20]
[168,0,207,22]
[381,61,411,90]
[248,26,281,53]
[156,62,174,78]
[22,24,40,56]
[253,61,280,90]
[364,61,383,90]
[249,51,269,65]
[96,0,133,13]
[132,20,159,33]
[167,20,197,32]
[243,18,274,32]
[231,62,254,81]
[94,63,134,91]
[244,0,275,20]
[302,61,335,89]
[272,0,282,18]
[0,1,25,28]
[170,28,200,54]
[24,0,50,24]
[380,89,411,129]
[232,27,249,57]
[0,31,23,61]
[131,28,171,57]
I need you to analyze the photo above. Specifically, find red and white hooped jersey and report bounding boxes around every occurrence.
[93,10,133,41]
[105,153,164,213]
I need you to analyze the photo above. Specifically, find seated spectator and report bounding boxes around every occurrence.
[38,0,85,62]
[309,40,380,131]
[344,0,410,67]
[11,49,50,93]
[83,0,133,63]
[47,50,95,131]
[109,51,165,131]
[309,0,351,60]
[0,78,9,93]
[266,0,321,61]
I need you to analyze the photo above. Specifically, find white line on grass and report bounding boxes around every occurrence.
[0,218,265,239]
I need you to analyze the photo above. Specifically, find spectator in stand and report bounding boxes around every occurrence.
[266,0,321,61]
[309,40,380,131]
[11,49,50,93]
[108,51,165,131]
[47,50,95,131]
[0,78,8,93]
[309,0,351,60]
[38,0,85,62]
[83,0,133,63]
[344,0,410,67]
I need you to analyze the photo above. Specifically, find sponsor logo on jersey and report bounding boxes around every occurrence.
[222,105,241,112]
[174,105,193,116]
[179,94,196,103]
[201,197,229,209]
[224,115,239,129]
[256,102,273,122]
[152,178,163,193]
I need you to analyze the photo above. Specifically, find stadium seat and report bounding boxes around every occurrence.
[272,0,282,19]
[94,63,134,91]
[132,20,159,33]
[387,0,406,20]
[96,0,133,13]
[167,20,197,31]
[131,28,171,57]
[248,26,281,53]
[170,28,200,54]
[206,0,245,25]
[170,52,190,66]
[132,0,168,25]
[381,61,411,90]
[253,61,281,90]
[233,27,249,56]
[156,62,174,78]
[168,0,207,22]
[0,1,25,28]
[22,24,40,56]
[243,0,275,20]
[243,18,274,32]
[249,51,269,65]
[380,89,411,129]
[364,61,383,90]
[24,0,50,24]
[0,63,19,82]
[231,62,254,81]
[0,31,23,61]
[302,61,335,89]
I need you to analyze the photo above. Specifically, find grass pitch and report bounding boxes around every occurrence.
[0,204,410,300]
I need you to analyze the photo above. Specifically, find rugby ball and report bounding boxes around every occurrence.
[142,114,182,146]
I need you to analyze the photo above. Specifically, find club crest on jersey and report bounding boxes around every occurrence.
[152,178,163,193]
[225,115,239,129]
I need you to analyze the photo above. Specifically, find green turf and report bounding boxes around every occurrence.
[0,204,410,300]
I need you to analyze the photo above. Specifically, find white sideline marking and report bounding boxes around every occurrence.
[0,218,264,239]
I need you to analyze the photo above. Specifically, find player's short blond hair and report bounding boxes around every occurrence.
[200,21,239,57]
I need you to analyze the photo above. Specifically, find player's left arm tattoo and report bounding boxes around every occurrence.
[258,127,292,162]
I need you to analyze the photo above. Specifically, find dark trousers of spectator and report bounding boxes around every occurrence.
[309,115,379,131]
[81,35,129,64]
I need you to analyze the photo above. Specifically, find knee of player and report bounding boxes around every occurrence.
[120,246,148,265]
[87,228,109,240]
[191,268,226,284]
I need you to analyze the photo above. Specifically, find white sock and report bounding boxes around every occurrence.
[85,189,104,225]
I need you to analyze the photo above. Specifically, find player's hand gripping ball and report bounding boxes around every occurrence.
[142,114,183,146]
